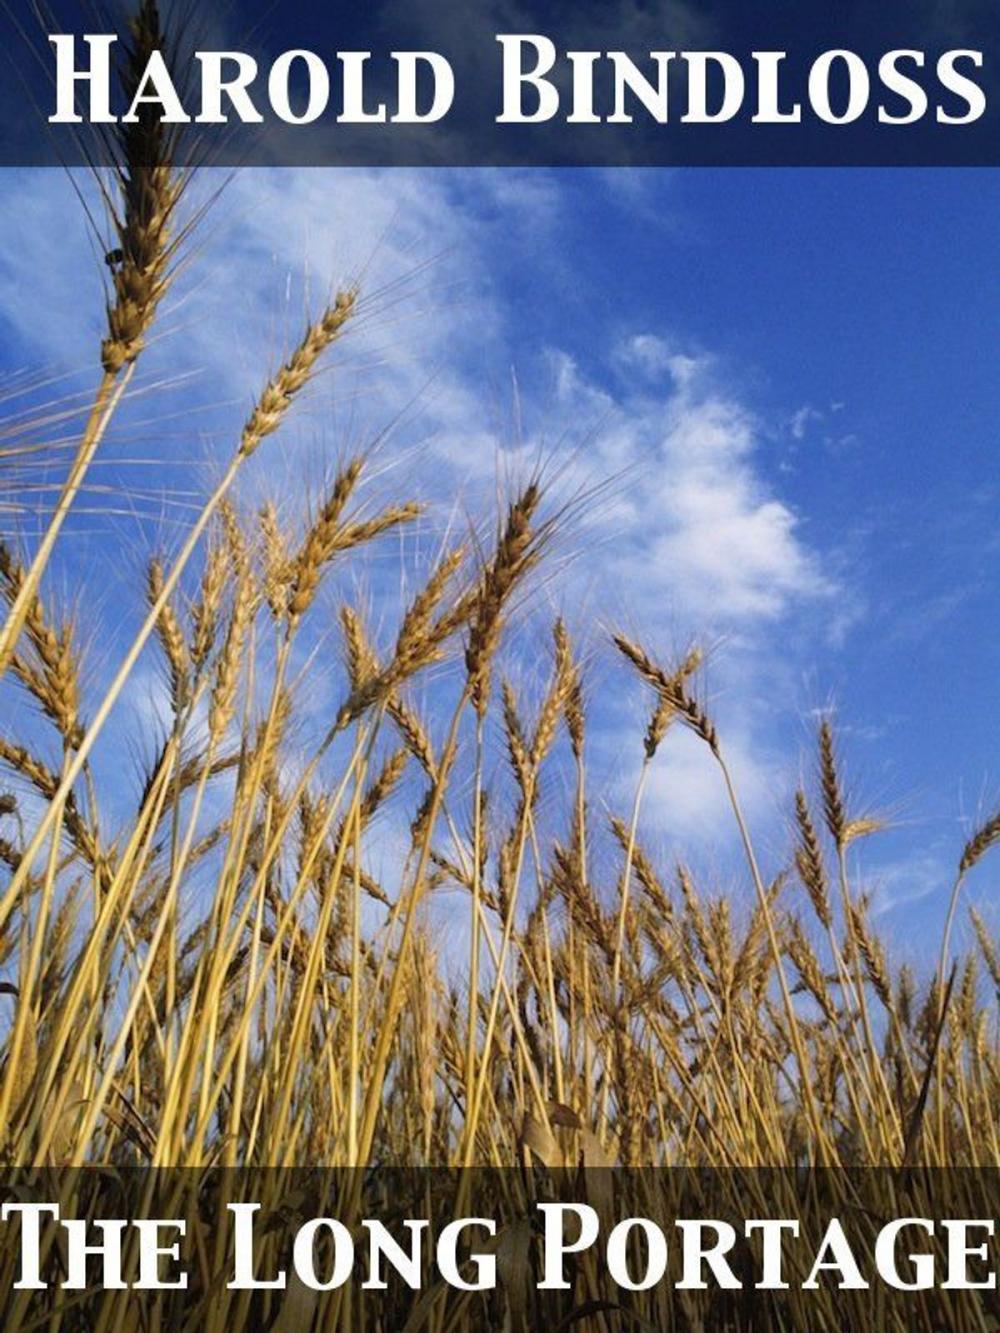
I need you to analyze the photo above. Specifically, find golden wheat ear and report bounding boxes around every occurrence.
[0,0,190,688]
[100,0,185,373]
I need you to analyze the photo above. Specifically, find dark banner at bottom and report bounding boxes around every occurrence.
[0,1168,997,1329]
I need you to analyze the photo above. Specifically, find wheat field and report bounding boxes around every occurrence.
[1,3,999,1327]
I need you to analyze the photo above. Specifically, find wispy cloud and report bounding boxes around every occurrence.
[543,339,834,625]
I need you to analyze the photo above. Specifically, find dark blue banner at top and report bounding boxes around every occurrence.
[2,0,1000,166]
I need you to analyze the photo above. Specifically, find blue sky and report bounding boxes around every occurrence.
[0,166,997,962]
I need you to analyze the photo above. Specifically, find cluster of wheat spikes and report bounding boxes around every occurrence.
[1,5,1000,1325]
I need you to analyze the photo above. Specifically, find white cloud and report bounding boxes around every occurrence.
[539,347,834,625]
[617,333,705,388]
[869,849,948,919]
[790,405,822,439]
[628,723,787,845]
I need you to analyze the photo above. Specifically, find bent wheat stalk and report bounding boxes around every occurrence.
[0,372,133,681]
[0,293,357,944]
[0,0,183,684]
